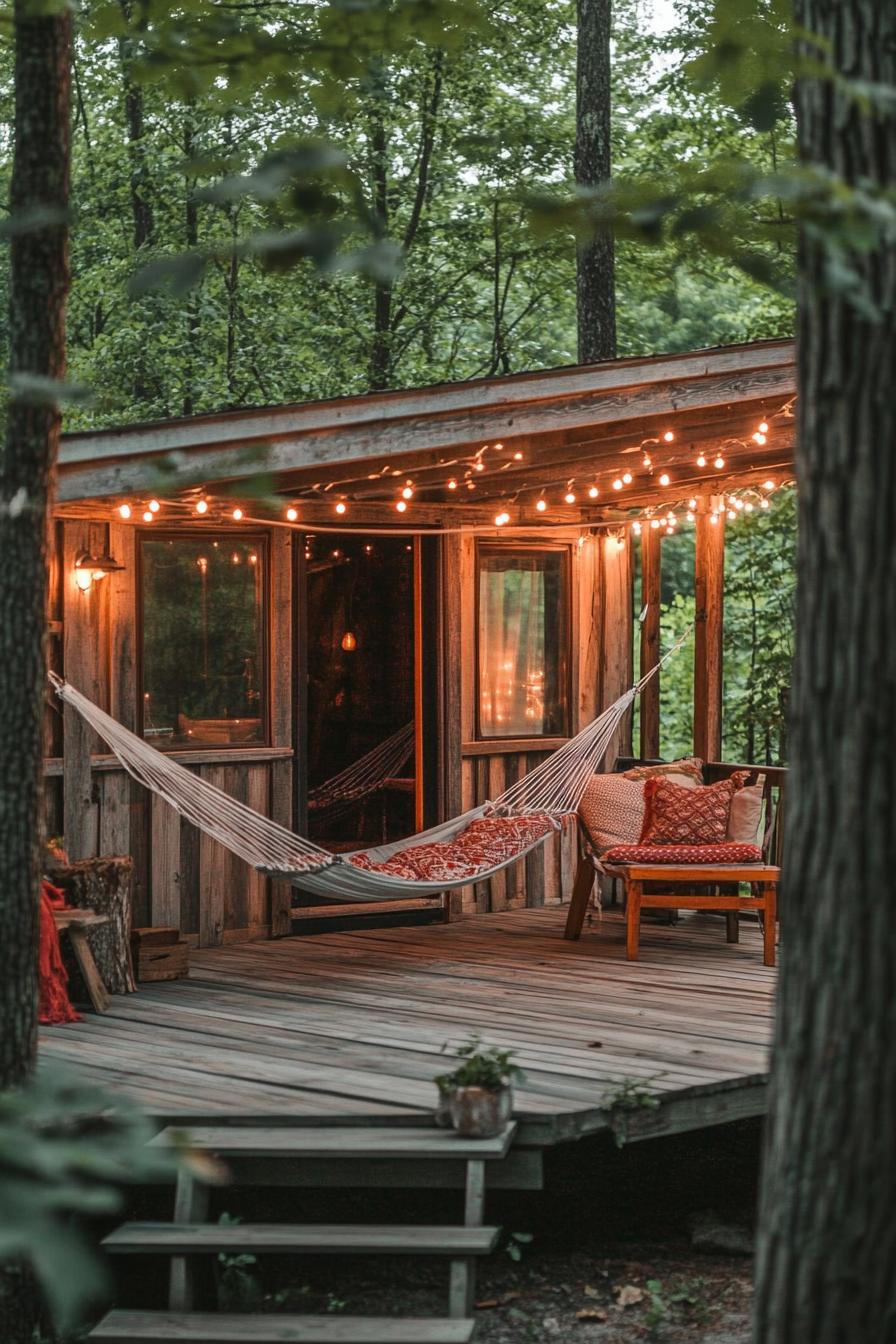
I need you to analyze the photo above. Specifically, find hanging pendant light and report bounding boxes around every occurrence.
[341,631,357,652]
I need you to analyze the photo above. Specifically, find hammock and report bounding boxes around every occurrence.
[307,722,414,817]
[49,629,688,902]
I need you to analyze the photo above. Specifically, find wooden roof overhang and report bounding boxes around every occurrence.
[57,338,796,526]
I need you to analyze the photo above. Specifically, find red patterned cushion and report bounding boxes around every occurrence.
[639,774,748,846]
[349,813,556,883]
[603,842,763,865]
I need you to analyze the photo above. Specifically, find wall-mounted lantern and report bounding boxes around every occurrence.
[73,550,125,593]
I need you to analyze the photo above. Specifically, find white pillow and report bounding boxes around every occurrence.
[727,779,765,845]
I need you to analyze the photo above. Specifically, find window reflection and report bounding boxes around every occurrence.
[141,535,266,747]
[477,547,568,738]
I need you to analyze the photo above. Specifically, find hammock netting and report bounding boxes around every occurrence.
[307,721,414,818]
[50,629,687,903]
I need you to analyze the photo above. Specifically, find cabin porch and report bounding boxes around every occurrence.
[39,903,774,1148]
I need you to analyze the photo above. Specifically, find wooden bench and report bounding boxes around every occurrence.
[564,761,786,966]
[53,908,111,1012]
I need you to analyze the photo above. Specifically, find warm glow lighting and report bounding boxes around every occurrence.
[622,471,633,485]
[494,511,510,526]
[564,491,576,504]
[588,486,599,499]
[401,486,414,500]
[632,520,642,535]
[335,502,347,514]
[474,461,485,472]
[643,454,652,468]
[513,451,523,461]
[612,478,623,491]
[763,480,775,491]
[666,526,675,535]
[760,498,770,509]
[696,454,707,468]
[650,519,660,530]
[286,507,298,522]
[341,631,357,652]
[396,500,407,513]
[686,510,695,522]
[536,498,547,512]
[74,567,94,592]
[659,473,670,487]
[759,421,769,434]
[688,498,697,509]
[447,479,458,490]
[148,499,160,513]
[745,502,754,512]
[728,510,736,520]
[734,498,745,510]
[753,432,767,445]
[714,456,725,470]
[663,430,675,443]
[195,499,208,515]
[118,503,131,520]
[142,510,153,523]
[710,513,719,525]
[232,507,243,520]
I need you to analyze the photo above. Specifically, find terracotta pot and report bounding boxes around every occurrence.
[434,1082,456,1128]
[449,1084,513,1138]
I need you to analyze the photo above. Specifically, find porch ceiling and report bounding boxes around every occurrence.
[58,338,796,518]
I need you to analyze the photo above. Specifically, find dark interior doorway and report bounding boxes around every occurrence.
[304,534,422,852]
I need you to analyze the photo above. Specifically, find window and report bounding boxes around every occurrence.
[476,545,570,739]
[140,533,267,747]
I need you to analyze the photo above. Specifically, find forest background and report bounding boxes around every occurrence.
[0,0,797,764]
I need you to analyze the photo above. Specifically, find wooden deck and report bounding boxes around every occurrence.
[39,906,776,1146]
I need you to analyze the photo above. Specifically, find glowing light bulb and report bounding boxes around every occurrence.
[632,521,642,535]
[564,491,576,504]
[612,478,623,491]
[734,498,745,510]
[396,500,407,513]
[686,510,695,522]
[753,432,767,445]
[535,498,547,512]
[196,499,208,515]
[287,507,298,522]
[148,499,160,513]
[513,451,523,461]
[142,510,153,523]
[335,502,347,514]
[588,486,599,499]
[659,473,670,487]
[650,519,660,530]
[401,486,414,500]
[728,510,736,520]
[447,479,458,490]
[341,631,357,652]
[688,498,697,509]
[763,480,775,491]
[663,430,675,443]
[696,454,707,468]
[744,502,754,512]
[622,471,633,485]
[494,511,510,526]
[232,507,243,520]
[714,456,725,470]
[474,461,485,472]
[710,513,719,525]
[643,454,652,468]
[666,526,675,535]
[759,421,769,434]
[118,503,131,520]
[74,567,93,592]
[760,498,770,509]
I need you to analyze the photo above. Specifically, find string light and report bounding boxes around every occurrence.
[564,491,576,504]
[714,456,725,470]
[686,510,695,522]
[286,507,298,522]
[762,480,775,491]
[447,479,458,491]
[758,421,769,434]
[696,454,707,468]
[744,501,754,512]
[118,503,131,519]
[396,500,407,513]
[335,502,347,514]
[401,485,414,500]
[474,461,485,473]
[752,432,767,445]
[659,472,671,487]
[232,507,243,520]
[142,510,154,523]
[688,498,697,509]
[513,451,523,461]
[494,511,510,526]
[650,518,661,530]
[632,520,642,535]
[760,498,770,509]
[663,430,675,443]
[536,498,547,512]
[195,499,208,515]
[612,478,623,491]
[588,485,599,499]
[622,471,633,485]
[643,454,652,468]
[710,513,719,525]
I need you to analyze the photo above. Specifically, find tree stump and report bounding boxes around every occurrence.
[53,857,136,995]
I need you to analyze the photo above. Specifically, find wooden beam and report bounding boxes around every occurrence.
[600,532,634,760]
[693,507,726,762]
[639,524,662,759]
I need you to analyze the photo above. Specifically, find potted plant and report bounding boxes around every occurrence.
[434,1037,524,1138]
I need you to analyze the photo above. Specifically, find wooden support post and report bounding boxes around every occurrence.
[626,880,643,960]
[168,1169,209,1311]
[693,506,725,763]
[563,851,595,940]
[639,525,661,760]
[449,1158,486,1319]
[270,529,294,937]
[600,533,633,761]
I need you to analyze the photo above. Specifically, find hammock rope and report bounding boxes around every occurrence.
[307,722,414,816]
[48,626,690,901]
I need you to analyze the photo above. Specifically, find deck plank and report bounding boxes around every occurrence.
[39,907,776,1140]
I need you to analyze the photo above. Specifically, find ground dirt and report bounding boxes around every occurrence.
[113,1118,762,1342]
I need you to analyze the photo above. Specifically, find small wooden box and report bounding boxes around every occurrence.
[130,927,189,982]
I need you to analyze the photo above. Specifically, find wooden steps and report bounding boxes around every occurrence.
[148,1125,515,1160]
[103,1222,500,1257]
[88,1311,476,1342]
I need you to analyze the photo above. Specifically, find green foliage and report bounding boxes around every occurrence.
[504,1230,534,1262]
[435,1035,524,1091]
[0,1071,178,1332]
[603,1075,661,1147]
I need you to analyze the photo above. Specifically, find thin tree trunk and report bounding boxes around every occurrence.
[753,2,896,1338]
[118,3,154,251]
[0,5,71,1340]
[575,0,615,363]
[367,104,392,391]
[182,103,199,417]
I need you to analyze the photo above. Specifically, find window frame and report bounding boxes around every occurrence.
[474,540,572,743]
[136,527,271,751]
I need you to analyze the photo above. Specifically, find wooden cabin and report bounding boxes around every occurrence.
[48,337,796,948]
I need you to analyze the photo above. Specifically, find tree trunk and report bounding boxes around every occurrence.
[367,104,392,391]
[182,103,200,416]
[0,0,71,1093]
[753,2,896,1339]
[54,857,137,996]
[118,5,154,252]
[575,0,615,364]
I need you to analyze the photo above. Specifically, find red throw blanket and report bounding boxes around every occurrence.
[39,879,81,1025]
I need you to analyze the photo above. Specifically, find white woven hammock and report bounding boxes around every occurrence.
[307,721,414,817]
[49,629,688,902]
